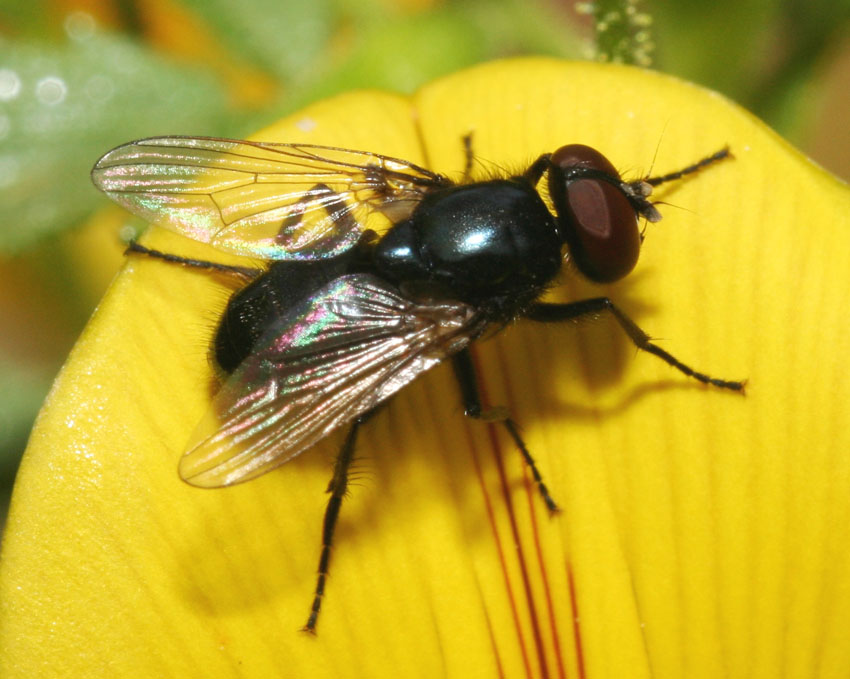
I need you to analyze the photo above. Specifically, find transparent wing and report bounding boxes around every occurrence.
[91,136,451,260]
[180,274,483,487]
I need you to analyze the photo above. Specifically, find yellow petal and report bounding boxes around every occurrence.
[3,57,850,679]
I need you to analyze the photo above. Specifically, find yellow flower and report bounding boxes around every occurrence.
[3,57,850,678]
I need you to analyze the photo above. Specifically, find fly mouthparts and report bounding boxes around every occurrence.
[623,180,662,223]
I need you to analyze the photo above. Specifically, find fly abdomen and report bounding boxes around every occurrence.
[213,255,364,374]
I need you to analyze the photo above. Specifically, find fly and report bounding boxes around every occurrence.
[91,135,745,632]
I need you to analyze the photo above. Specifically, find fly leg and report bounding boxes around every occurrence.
[127,181,364,277]
[124,241,260,279]
[525,298,746,392]
[452,348,559,512]
[303,410,375,633]
[278,182,377,254]
[461,133,475,182]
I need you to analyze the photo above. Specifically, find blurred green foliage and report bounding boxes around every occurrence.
[179,0,335,82]
[0,0,848,523]
[653,0,850,137]
[0,35,228,253]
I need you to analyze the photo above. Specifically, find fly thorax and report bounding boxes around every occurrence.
[374,180,562,305]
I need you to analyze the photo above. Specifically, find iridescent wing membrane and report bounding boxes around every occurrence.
[180,274,484,487]
[91,136,452,259]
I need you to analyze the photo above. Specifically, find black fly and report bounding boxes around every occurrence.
[91,135,744,632]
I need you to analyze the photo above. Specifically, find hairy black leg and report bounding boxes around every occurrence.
[125,241,260,279]
[303,411,375,633]
[276,182,359,244]
[460,133,475,182]
[462,135,554,186]
[523,152,553,186]
[452,349,559,512]
[128,180,364,279]
[526,298,746,392]
[289,182,381,259]
[644,147,731,187]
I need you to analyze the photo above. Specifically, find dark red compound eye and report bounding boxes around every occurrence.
[547,144,642,284]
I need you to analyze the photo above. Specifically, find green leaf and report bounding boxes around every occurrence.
[0,34,229,254]
[179,0,333,83]
[277,2,583,119]
[294,9,490,101]
[0,0,51,37]
[0,358,52,484]
[651,0,850,137]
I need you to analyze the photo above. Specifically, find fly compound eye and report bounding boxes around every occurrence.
[548,144,642,284]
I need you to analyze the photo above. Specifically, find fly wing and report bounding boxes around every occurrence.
[180,274,483,487]
[91,136,451,260]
